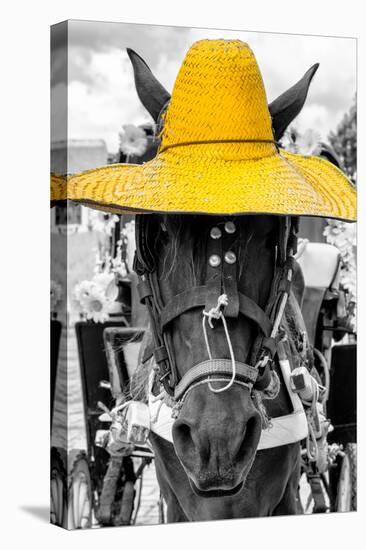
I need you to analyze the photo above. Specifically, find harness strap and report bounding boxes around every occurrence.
[222,228,239,317]
[205,230,222,311]
[174,359,258,400]
[307,473,328,513]
[137,279,153,302]
[278,216,291,266]
[134,216,155,274]
[249,217,294,367]
[153,346,169,364]
[158,287,272,336]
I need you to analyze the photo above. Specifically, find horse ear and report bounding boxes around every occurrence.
[126,48,171,122]
[318,142,341,168]
[269,64,319,141]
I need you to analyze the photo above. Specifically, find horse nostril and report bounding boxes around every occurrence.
[173,420,193,446]
[173,419,201,461]
[236,415,261,461]
[176,422,190,438]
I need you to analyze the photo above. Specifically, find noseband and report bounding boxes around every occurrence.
[134,215,298,402]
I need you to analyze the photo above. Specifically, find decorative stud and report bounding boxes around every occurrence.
[210,226,222,240]
[224,221,236,234]
[209,254,221,267]
[224,251,236,264]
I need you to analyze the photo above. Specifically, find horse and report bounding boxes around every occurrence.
[127,47,317,521]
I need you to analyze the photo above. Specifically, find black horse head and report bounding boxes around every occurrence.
[128,47,318,494]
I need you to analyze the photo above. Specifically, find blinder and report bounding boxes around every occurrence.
[134,214,298,400]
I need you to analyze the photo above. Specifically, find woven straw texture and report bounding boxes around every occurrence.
[51,39,356,221]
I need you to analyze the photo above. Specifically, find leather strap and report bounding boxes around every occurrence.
[278,216,290,266]
[159,287,272,336]
[253,364,272,391]
[307,473,328,513]
[249,216,291,368]
[238,293,272,336]
[205,221,223,311]
[174,359,258,400]
[135,215,155,274]
[222,225,239,317]
[153,345,169,363]
[137,279,153,303]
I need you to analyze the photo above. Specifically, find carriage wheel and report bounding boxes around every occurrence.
[68,453,93,529]
[336,443,357,512]
[50,449,67,527]
[158,492,166,523]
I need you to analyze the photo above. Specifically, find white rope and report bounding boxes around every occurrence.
[98,400,133,420]
[111,400,132,414]
[304,380,321,462]
[202,294,237,393]
[306,420,319,462]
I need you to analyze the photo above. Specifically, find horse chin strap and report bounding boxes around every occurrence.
[134,214,299,405]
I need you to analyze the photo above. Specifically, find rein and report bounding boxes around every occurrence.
[134,214,299,406]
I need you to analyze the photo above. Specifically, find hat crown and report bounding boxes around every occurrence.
[162,40,274,148]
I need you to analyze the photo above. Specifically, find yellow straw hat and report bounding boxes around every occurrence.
[52,39,356,221]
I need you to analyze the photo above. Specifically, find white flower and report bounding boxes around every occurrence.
[73,271,119,323]
[296,129,322,156]
[83,292,110,323]
[94,272,119,301]
[73,280,110,323]
[111,255,128,278]
[51,280,63,311]
[73,280,96,305]
[88,211,119,236]
[93,272,114,291]
[282,128,321,156]
[119,124,148,157]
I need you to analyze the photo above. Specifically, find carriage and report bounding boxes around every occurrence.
[51,316,165,528]
[297,240,356,512]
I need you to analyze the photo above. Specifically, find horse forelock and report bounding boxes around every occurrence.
[153,214,275,293]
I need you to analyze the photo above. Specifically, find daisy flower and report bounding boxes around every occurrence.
[73,280,110,323]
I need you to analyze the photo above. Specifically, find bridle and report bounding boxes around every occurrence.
[134,214,298,404]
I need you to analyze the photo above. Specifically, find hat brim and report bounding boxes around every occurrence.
[51,148,356,221]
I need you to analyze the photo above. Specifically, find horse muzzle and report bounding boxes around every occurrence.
[172,383,262,495]
[189,477,244,498]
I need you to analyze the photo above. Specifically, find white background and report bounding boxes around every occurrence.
[0,1,364,548]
